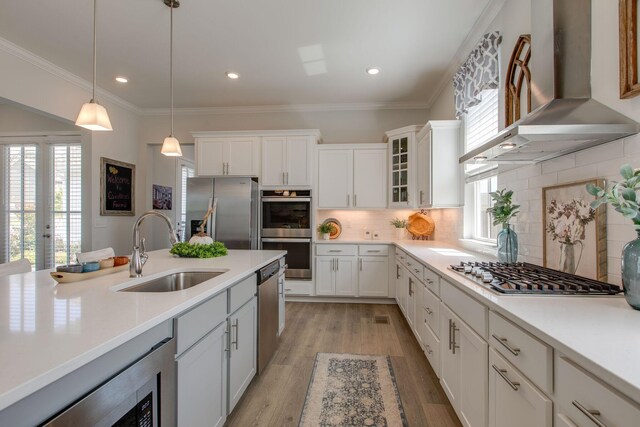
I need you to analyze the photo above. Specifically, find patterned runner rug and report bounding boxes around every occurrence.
[299,353,408,427]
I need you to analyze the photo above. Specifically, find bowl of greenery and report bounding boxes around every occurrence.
[170,241,228,258]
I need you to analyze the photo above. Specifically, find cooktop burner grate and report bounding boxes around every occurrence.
[449,262,623,295]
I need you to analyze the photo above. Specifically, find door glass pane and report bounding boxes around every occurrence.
[400,137,408,153]
[4,145,38,269]
[393,188,399,202]
[392,140,399,155]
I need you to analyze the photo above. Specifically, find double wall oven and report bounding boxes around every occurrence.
[260,190,312,280]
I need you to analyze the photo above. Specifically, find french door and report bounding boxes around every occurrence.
[1,136,82,270]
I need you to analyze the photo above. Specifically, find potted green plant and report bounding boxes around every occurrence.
[486,189,520,263]
[390,217,407,239]
[317,222,336,240]
[587,164,640,310]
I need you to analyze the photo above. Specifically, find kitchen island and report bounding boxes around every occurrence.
[0,249,285,425]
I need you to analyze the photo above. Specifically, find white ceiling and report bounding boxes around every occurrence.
[0,0,492,109]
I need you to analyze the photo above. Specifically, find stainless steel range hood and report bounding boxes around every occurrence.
[460,0,640,165]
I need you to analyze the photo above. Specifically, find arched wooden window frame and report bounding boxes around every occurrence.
[505,34,532,127]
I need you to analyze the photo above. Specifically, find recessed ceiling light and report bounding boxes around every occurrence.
[500,142,516,150]
[115,76,128,83]
[226,72,240,79]
[366,67,380,75]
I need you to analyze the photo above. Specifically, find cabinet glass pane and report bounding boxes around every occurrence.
[400,187,408,202]
[393,172,399,186]
[400,138,408,153]
[393,140,400,155]
[400,171,407,186]
[393,188,399,202]
[393,162,399,171]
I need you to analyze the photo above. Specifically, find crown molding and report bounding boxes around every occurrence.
[191,129,322,139]
[141,102,430,116]
[425,0,508,109]
[0,36,142,115]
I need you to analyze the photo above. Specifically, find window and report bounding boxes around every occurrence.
[463,89,500,242]
[1,139,82,269]
[177,162,194,241]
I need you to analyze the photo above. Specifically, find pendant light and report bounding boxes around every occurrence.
[76,0,113,131]
[161,0,183,157]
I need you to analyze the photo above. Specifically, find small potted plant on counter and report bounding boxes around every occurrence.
[317,222,336,240]
[487,189,520,263]
[390,217,407,239]
[587,164,640,310]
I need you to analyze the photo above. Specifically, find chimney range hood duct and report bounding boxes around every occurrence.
[460,0,640,165]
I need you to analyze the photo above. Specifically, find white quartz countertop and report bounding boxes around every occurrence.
[391,240,640,404]
[0,249,285,411]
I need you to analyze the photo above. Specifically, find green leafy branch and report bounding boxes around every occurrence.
[486,189,520,226]
[389,217,407,228]
[586,164,640,230]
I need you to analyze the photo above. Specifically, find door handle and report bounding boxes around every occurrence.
[492,365,520,391]
[451,321,460,354]
[491,334,521,356]
[572,400,607,427]
[354,194,357,207]
[347,194,350,207]
[409,278,413,296]
[396,265,400,279]
[224,323,230,352]
[448,319,453,350]
[231,319,239,350]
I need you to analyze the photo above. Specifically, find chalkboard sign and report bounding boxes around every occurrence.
[101,157,135,216]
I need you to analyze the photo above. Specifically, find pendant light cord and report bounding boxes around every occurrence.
[92,0,97,102]
[170,0,174,137]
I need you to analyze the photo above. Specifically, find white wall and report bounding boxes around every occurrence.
[0,103,77,132]
[0,43,143,256]
[428,0,640,284]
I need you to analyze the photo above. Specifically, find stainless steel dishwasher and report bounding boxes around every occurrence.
[257,260,280,374]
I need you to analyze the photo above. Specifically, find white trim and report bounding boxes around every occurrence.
[0,36,142,115]
[285,296,397,304]
[191,129,322,139]
[425,0,507,109]
[143,102,429,116]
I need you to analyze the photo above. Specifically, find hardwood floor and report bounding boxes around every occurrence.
[225,302,461,427]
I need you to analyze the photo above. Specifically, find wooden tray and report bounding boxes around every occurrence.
[50,263,129,284]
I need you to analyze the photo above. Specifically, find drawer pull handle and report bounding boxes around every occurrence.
[426,307,433,315]
[492,334,521,356]
[328,250,342,253]
[285,288,292,291]
[367,250,381,253]
[572,401,607,427]
[492,365,520,391]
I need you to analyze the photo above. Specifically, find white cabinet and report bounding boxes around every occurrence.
[262,135,313,187]
[385,125,422,208]
[315,255,357,296]
[194,136,260,177]
[440,304,488,427]
[317,145,387,209]
[358,256,389,297]
[416,121,463,208]
[489,348,552,427]
[228,297,257,413]
[177,321,228,427]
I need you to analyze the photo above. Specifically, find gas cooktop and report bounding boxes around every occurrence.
[449,262,623,296]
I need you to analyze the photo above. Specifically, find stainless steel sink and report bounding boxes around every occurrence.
[119,271,225,292]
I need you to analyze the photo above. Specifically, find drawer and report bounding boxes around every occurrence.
[422,287,440,336]
[176,291,227,355]
[395,248,408,263]
[441,278,487,339]
[229,274,257,314]
[556,355,640,427]
[358,244,389,256]
[423,267,440,296]
[422,320,440,378]
[405,257,424,278]
[489,311,553,394]
[284,280,312,296]
[489,348,552,427]
[316,244,357,256]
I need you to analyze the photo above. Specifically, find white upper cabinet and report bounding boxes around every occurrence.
[317,144,387,209]
[416,121,463,208]
[194,136,260,177]
[262,132,319,187]
[385,125,422,208]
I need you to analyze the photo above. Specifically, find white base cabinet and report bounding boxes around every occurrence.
[315,255,357,296]
[228,297,257,413]
[358,257,389,297]
[177,322,228,427]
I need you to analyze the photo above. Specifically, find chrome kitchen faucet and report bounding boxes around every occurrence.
[130,210,179,277]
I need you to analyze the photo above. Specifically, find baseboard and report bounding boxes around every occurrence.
[285,296,397,304]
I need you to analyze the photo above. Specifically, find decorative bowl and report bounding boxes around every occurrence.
[99,258,115,269]
[81,262,100,273]
[56,264,83,273]
[112,256,129,266]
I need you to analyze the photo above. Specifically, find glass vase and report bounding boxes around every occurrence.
[622,231,640,310]
[496,224,518,263]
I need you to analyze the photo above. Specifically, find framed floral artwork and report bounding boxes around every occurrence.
[543,179,607,281]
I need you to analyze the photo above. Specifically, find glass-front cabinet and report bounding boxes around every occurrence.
[386,125,422,208]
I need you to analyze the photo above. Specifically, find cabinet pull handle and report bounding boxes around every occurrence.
[347,194,350,206]
[368,250,381,253]
[420,190,424,205]
[491,334,521,356]
[226,162,230,175]
[282,172,285,184]
[224,323,230,352]
[335,258,339,271]
[359,258,363,271]
[409,278,413,296]
[572,400,607,427]
[231,319,239,350]
[414,268,420,274]
[285,172,288,185]
[396,265,400,279]
[451,321,460,354]
[328,250,342,253]
[492,365,520,391]
[448,319,453,350]
[354,194,357,207]
[426,307,433,315]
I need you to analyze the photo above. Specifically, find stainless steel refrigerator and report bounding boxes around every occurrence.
[186,177,259,249]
